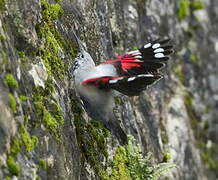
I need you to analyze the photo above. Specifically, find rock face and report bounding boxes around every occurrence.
[0,0,218,179]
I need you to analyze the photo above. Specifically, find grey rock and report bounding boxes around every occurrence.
[0,0,218,179]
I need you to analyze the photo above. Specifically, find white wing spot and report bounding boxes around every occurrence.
[154,48,164,53]
[109,77,124,84]
[128,50,139,54]
[152,43,160,49]
[144,43,151,48]
[155,53,165,58]
[137,74,154,77]
[109,79,118,83]
[137,74,146,77]
[134,56,142,58]
[128,77,136,81]
[144,74,154,77]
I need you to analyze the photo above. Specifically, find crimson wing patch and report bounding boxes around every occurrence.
[82,74,162,96]
[82,39,173,96]
[82,76,120,87]
[102,38,173,76]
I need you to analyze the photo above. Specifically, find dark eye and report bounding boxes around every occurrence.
[81,54,84,58]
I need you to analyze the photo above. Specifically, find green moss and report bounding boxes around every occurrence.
[131,46,139,50]
[201,144,218,170]
[184,93,192,107]
[5,73,19,89]
[48,101,64,125]
[70,95,110,173]
[33,80,64,139]
[77,121,109,173]
[10,138,21,156]
[190,1,205,10]
[5,176,12,180]
[33,79,54,100]
[0,0,6,11]
[8,93,17,113]
[72,96,175,179]
[6,155,21,176]
[35,0,78,79]
[18,51,28,63]
[7,126,38,176]
[190,54,199,64]
[0,51,8,73]
[35,0,69,79]
[38,159,48,170]
[19,95,29,101]
[41,0,63,21]
[162,150,172,162]
[37,23,66,79]
[177,0,205,21]
[0,34,5,41]
[202,152,218,169]
[161,133,169,145]
[44,78,55,94]
[34,101,60,138]
[40,24,67,78]
[19,125,38,152]
[42,106,59,134]
[177,0,190,21]
[36,176,41,180]
[18,51,25,57]
[114,96,123,105]
[101,136,176,180]
[102,147,131,180]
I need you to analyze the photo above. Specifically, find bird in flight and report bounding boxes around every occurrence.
[70,36,173,144]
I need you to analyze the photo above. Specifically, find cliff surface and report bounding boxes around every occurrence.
[0,0,218,179]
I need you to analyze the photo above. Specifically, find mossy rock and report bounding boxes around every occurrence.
[8,93,17,113]
[19,125,39,152]
[5,73,19,89]
[6,155,21,176]
[177,0,190,21]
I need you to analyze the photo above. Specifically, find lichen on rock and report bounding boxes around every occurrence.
[0,0,218,179]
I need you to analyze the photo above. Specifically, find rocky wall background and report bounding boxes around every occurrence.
[0,0,218,179]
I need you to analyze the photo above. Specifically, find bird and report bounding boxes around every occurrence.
[70,34,173,144]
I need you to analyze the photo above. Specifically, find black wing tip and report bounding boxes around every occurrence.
[164,49,174,56]
[109,74,163,96]
[138,38,173,62]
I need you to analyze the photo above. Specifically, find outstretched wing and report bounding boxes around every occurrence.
[82,74,162,96]
[82,39,173,96]
[102,38,173,76]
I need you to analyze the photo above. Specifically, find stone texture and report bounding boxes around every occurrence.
[0,0,218,179]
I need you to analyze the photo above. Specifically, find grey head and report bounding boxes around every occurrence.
[69,30,95,81]
[70,50,95,78]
